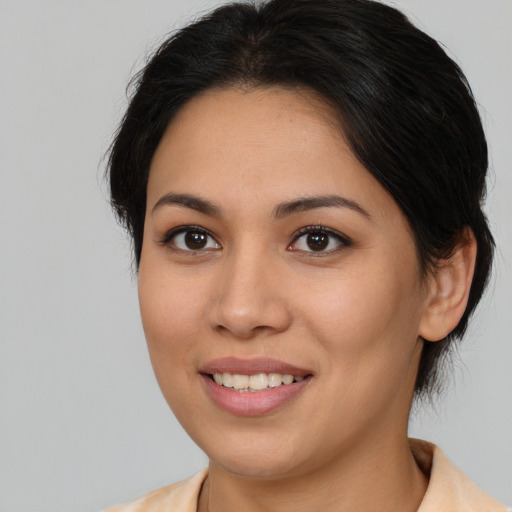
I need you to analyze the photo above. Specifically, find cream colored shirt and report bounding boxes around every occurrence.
[104,440,510,511]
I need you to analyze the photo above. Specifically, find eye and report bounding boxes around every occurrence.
[288,226,350,254]
[161,226,221,252]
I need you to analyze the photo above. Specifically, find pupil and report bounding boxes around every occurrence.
[307,233,328,251]
[185,232,207,249]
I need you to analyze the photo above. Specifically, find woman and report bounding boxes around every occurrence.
[104,0,508,510]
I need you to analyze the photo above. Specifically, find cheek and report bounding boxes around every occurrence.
[300,259,424,381]
[296,271,424,442]
[138,274,206,420]
[137,261,208,380]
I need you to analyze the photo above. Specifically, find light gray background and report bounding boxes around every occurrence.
[1,1,510,511]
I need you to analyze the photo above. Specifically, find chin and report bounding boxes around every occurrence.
[200,430,308,480]
[212,452,305,481]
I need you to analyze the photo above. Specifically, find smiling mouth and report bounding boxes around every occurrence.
[201,359,313,415]
[209,372,310,392]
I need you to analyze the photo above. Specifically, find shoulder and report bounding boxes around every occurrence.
[411,439,510,512]
[101,469,208,512]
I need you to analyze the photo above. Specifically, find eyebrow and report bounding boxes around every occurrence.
[151,192,370,220]
[152,193,222,217]
[273,195,371,219]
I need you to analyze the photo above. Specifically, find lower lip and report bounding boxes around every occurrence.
[200,374,311,416]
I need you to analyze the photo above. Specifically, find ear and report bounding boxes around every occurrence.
[419,228,477,342]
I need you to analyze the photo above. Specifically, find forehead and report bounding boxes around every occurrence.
[147,86,397,222]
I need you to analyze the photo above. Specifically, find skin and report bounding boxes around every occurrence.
[138,86,476,512]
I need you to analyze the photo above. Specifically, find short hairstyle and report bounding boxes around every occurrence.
[108,0,494,398]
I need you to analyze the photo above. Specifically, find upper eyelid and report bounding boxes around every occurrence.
[288,226,352,255]
[159,225,219,246]
[292,225,351,243]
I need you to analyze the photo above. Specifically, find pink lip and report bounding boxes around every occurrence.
[200,357,311,377]
[199,357,313,416]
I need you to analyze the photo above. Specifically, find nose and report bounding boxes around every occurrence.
[207,247,293,340]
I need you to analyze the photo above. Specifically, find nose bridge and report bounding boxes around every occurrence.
[209,239,291,338]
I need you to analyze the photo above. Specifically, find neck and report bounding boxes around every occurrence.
[198,435,428,512]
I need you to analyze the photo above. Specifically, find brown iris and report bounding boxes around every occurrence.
[185,231,208,250]
[307,233,329,251]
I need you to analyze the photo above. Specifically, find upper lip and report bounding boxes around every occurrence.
[200,357,312,377]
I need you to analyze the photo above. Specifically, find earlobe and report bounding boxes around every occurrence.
[419,229,477,342]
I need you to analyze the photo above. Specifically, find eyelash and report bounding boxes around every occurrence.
[159,225,220,253]
[288,225,352,255]
[159,224,352,255]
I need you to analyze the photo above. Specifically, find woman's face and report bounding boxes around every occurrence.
[139,86,431,479]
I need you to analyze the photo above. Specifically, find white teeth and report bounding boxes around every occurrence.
[268,373,282,388]
[223,372,233,388]
[212,372,306,391]
[281,374,294,385]
[249,373,268,390]
[232,374,249,390]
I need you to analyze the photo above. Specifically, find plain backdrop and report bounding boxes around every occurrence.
[1,1,510,510]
